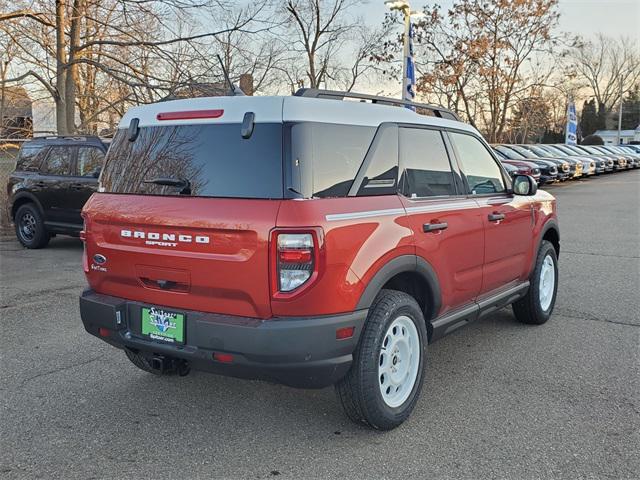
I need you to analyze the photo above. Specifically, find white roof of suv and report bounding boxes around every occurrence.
[119,94,476,134]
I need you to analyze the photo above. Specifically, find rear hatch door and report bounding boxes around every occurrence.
[83,108,284,318]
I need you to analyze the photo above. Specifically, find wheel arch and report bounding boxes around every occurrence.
[356,255,442,328]
[531,219,560,275]
[542,222,560,257]
[11,192,44,220]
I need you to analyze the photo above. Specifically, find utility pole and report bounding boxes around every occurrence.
[616,77,623,145]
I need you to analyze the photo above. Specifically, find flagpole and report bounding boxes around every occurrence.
[402,11,411,101]
[384,1,422,108]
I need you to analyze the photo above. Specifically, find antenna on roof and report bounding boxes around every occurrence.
[217,55,245,96]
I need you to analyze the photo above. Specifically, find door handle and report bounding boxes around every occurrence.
[423,222,448,233]
[488,213,505,222]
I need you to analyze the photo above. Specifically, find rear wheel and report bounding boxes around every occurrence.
[14,204,49,249]
[513,240,558,325]
[335,289,427,430]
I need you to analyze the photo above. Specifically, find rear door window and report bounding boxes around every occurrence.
[43,146,73,175]
[449,132,506,195]
[100,123,283,199]
[399,127,456,198]
[77,147,105,176]
[17,144,46,171]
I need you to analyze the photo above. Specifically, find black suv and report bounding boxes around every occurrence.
[7,136,108,248]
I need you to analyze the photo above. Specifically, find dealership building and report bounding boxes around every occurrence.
[593,126,640,145]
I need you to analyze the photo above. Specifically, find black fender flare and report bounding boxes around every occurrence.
[531,219,560,273]
[10,191,45,219]
[355,255,442,320]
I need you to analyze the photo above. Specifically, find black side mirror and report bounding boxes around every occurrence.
[128,118,140,142]
[512,175,537,196]
[92,167,102,178]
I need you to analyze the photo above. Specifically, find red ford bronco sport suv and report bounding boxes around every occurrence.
[80,89,559,430]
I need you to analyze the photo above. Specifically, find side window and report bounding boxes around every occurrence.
[399,127,456,198]
[449,132,506,195]
[17,144,46,171]
[77,147,105,176]
[308,124,376,198]
[43,146,73,176]
[356,125,399,196]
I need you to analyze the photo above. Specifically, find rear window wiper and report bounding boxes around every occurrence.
[143,177,191,195]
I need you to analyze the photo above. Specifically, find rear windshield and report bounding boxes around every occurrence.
[100,123,283,198]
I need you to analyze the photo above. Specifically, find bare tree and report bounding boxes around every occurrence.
[566,34,640,114]
[402,0,560,142]
[280,0,388,91]
[0,0,269,134]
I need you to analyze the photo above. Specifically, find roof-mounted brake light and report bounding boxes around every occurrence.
[156,109,224,121]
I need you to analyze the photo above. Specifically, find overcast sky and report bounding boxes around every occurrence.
[361,0,640,39]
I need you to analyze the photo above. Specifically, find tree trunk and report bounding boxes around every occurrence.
[55,0,68,135]
[64,0,84,134]
[0,61,7,137]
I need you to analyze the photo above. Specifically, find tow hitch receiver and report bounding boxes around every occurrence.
[150,355,190,376]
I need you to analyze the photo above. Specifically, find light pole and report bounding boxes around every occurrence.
[616,77,623,145]
[384,1,424,104]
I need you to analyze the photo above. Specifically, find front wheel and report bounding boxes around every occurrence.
[512,240,558,325]
[335,289,427,430]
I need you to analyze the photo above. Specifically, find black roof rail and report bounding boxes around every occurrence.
[294,88,460,121]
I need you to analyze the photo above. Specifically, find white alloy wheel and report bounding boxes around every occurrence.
[378,315,421,408]
[539,254,555,312]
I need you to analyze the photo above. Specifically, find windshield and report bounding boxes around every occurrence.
[100,123,284,198]
[527,145,554,157]
[578,146,602,155]
[538,145,568,157]
[560,145,585,155]
[508,145,538,159]
[495,145,525,159]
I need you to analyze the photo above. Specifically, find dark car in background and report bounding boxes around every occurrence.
[494,145,559,184]
[516,144,588,178]
[535,144,609,174]
[7,136,108,248]
[565,145,627,171]
[595,146,638,168]
[498,144,574,181]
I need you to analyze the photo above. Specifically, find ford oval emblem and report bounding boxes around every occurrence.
[93,254,107,265]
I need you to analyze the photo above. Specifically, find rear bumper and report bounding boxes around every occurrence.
[80,289,367,388]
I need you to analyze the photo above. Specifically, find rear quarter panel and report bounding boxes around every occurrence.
[273,196,413,317]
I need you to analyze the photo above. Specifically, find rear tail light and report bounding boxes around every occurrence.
[276,233,315,292]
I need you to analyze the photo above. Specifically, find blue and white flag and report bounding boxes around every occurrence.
[565,100,578,145]
[404,19,416,110]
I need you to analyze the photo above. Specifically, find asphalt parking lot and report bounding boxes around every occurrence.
[1,171,638,480]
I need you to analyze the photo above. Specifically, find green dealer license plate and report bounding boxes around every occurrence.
[141,307,185,344]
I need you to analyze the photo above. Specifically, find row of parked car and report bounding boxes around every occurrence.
[494,144,640,185]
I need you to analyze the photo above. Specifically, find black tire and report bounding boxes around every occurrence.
[512,240,558,325]
[124,348,163,375]
[335,289,428,430]
[14,203,50,249]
